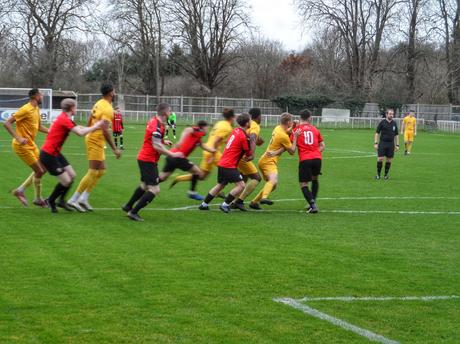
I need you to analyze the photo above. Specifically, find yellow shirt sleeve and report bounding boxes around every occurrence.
[101,105,114,122]
[280,133,292,149]
[13,104,29,122]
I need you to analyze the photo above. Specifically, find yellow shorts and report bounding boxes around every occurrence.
[86,143,105,161]
[404,131,415,142]
[238,160,258,176]
[258,158,278,180]
[200,151,222,172]
[13,142,39,166]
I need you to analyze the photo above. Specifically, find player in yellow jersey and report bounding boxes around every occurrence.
[3,89,49,207]
[249,113,298,210]
[170,108,235,200]
[67,84,121,212]
[231,108,264,211]
[401,110,417,155]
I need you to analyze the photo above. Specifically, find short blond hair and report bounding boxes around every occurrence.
[280,112,292,125]
[61,98,76,111]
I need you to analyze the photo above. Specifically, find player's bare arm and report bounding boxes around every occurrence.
[39,124,49,133]
[394,134,400,151]
[266,147,285,157]
[71,121,105,137]
[256,136,264,146]
[374,132,380,150]
[3,116,28,145]
[102,121,121,158]
[200,142,217,153]
[319,141,325,152]
[152,137,184,158]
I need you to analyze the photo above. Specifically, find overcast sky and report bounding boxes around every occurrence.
[249,0,308,51]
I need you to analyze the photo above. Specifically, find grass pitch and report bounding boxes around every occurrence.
[0,125,459,343]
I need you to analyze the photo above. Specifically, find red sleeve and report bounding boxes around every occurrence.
[64,116,76,130]
[242,133,250,153]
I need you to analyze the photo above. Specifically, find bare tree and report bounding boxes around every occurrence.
[170,0,249,93]
[12,0,91,87]
[296,0,401,95]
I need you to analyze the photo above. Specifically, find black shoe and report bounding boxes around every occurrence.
[375,175,381,180]
[199,204,210,211]
[219,203,230,213]
[46,199,58,214]
[249,202,262,210]
[233,201,247,212]
[57,199,73,211]
[127,211,144,222]
[384,175,390,180]
[121,204,132,213]
[260,198,274,205]
[217,192,226,199]
[229,203,238,209]
[404,150,408,155]
[307,203,319,214]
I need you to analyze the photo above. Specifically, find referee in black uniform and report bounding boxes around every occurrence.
[374,109,400,180]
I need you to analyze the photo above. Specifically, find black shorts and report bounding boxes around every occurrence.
[137,160,159,186]
[298,159,322,183]
[40,151,70,176]
[217,167,243,185]
[113,132,123,137]
[378,142,395,158]
[163,156,194,173]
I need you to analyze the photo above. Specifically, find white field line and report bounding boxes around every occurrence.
[274,298,399,344]
[274,295,460,343]
[299,295,460,302]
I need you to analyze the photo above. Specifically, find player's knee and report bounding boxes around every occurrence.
[148,185,160,195]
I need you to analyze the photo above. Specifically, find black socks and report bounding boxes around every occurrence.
[385,162,391,176]
[377,161,383,176]
[126,187,146,209]
[191,174,199,192]
[301,186,315,205]
[312,180,319,200]
[224,193,235,205]
[132,191,155,214]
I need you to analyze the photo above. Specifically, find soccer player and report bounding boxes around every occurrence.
[165,111,177,139]
[159,120,216,198]
[112,106,124,150]
[199,113,252,213]
[122,103,184,222]
[401,109,417,155]
[170,108,235,199]
[231,108,263,211]
[3,88,49,207]
[40,99,105,213]
[67,84,122,211]
[293,109,325,214]
[249,113,298,210]
[374,109,400,180]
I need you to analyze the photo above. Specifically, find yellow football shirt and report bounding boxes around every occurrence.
[247,120,260,139]
[12,102,40,149]
[403,116,416,132]
[260,125,292,164]
[86,99,114,147]
[206,120,233,151]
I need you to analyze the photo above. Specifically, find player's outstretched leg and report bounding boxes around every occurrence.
[128,185,158,222]
[122,186,145,213]
[233,174,260,211]
[11,172,35,207]
[221,181,245,213]
[199,183,225,210]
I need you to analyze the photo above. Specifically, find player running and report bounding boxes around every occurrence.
[165,111,177,139]
[3,88,49,207]
[374,109,400,180]
[231,108,263,211]
[159,120,216,198]
[293,109,325,214]
[401,110,417,155]
[199,113,252,213]
[112,106,124,150]
[170,108,235,199]
[67,84,122,211]
[39,99,105,213]
[249,113,298,210]
[122,103,184,222]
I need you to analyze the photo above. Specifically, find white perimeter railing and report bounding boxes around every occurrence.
[75,110,460,133]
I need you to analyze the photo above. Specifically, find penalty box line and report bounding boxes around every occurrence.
[273,295,460,344]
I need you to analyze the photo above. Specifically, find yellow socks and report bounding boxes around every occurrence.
[262,181,275,199]
[18,172,34,192]
[174,174,193,183]
[33,176,42,199]
[76,169,99,193]
[252,189,264,204]
[239,179,259,201]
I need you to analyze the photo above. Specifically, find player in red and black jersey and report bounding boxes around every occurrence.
[159,120,216,199]
[293,109,325,214]
[199,113,252,213]
[122,103,184,222]
[112,106,124,149]
[39,99,104,213]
